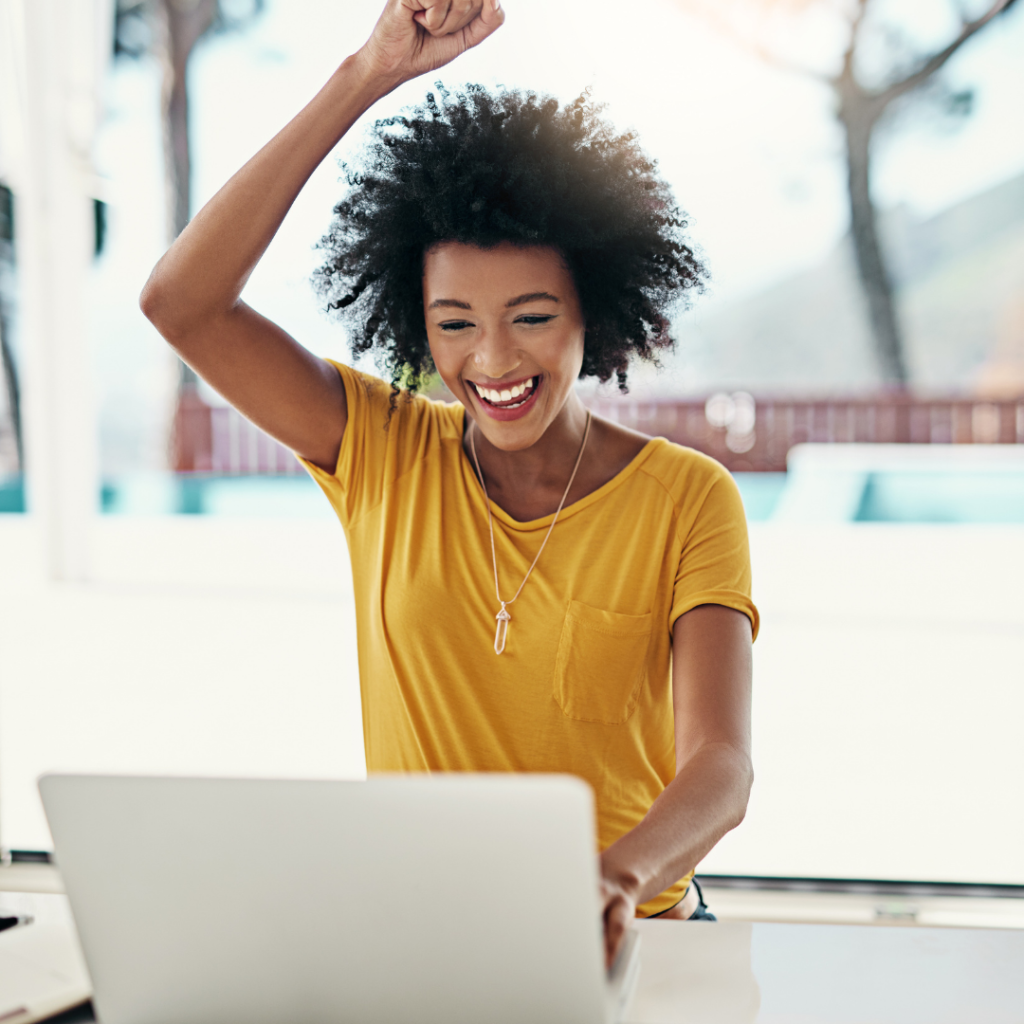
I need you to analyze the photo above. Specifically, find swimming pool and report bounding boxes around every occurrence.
[3,460,1023,523]
[730,470,1024,523]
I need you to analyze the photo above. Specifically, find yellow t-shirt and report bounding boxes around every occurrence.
[302,362,759,916]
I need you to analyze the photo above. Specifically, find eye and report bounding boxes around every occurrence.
[437,319,474,332]
[515,314,556,326]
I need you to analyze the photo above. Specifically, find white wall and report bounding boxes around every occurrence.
[2,516,1022,884]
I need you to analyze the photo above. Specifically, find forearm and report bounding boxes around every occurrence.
[601,742,753,909]
[140,53,396,340]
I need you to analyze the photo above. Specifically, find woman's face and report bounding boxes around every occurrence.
[422,241,586,452]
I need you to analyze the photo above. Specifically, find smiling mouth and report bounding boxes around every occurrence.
[469,377,540,410]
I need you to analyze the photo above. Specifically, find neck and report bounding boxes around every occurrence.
[469,393,591,503]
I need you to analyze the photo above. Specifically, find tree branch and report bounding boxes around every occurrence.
[837,0,869,83]
[874,0,1019,110]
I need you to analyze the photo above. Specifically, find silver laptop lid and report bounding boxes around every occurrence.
[40,773,611,1024]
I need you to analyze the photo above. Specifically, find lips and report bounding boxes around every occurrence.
[469,376,539,410]
[467,376,542,422]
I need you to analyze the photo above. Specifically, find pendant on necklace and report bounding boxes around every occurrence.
[494,604,511,656]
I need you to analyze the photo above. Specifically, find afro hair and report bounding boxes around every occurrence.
[314,83,707,397]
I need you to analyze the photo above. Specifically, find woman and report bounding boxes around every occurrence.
[140,0,757,966]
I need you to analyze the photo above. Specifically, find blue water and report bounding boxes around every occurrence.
[855,471,1024,524]
[101,474,331,517]
[3,470,1023,523]
[0,475,23,513]
[733,473,788,522]
[1,474,331,518]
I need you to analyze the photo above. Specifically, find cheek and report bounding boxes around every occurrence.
[427,339,470,397]
[552,327,586,378]
[426,337,454,378]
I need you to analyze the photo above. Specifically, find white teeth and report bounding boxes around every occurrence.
[474,378,537,405]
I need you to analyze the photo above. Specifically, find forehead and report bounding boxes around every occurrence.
[422,242,577,301]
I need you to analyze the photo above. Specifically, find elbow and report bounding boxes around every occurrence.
[139,272,174,339]
[139,270,193,350]
[730,758,754,830]
[138,276,162,327]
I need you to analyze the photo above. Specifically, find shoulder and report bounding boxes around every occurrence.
[634,437,747,546]
[587,412,737,507]
[326,360,463,440]
[635,435,735,502]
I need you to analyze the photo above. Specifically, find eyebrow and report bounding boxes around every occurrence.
[427,292,561,311]
[506,292,560,308]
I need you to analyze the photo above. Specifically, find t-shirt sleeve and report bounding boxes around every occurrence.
[296,360,426,529]
[670,463,759,640]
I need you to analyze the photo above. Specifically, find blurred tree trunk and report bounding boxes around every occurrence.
[675,0,1019,390]
[0,314,21,471]
[837,63,908,387]
[155,0,217,386]
[156,0,216,242]
[0,184,20,470]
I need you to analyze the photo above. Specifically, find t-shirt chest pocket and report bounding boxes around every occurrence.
[552,600,653,725]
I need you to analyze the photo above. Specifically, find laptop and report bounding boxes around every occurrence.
[39,773,640,1024]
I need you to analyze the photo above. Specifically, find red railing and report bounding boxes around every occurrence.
[173,386,1024,475]
[172,388,304,474]
[588,392,1024,471]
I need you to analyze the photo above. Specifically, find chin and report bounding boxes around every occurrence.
[488,432,544,453]
[472,418,538,449]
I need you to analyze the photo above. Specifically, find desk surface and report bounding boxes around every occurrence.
[5,892,1023,1024]
[629,918,1024,1023]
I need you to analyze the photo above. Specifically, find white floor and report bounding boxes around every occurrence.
[2,515,1023,889]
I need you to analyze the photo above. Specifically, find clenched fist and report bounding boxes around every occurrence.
[356,0,505,89]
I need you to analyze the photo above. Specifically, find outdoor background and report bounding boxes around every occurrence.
[1,0,1023,885]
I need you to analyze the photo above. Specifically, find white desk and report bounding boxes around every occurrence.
[629,918,1024,1023]
[0,892,90,1023]
[4,892,1023,1024]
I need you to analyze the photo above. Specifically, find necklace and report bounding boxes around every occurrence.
[469,411,593,655]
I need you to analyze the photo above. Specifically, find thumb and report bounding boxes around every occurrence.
[463,0,505,48]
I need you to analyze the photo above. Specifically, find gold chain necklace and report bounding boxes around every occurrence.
[469,411,593,655]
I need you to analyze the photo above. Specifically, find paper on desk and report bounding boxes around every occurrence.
[0,892,92,1024]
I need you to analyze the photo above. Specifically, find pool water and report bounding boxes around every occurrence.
[102,474,332,517]
[732,474,788,521]
[0,475,22,513]
[854,472,1024,524]
[2,470,1023,523]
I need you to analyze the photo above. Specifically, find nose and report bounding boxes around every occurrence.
[472,323,522,382]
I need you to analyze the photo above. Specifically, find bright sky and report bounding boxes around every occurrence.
[193,0,1024,340]
[89,0,1024,448]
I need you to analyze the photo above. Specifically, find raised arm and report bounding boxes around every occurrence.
[140,0,504,472]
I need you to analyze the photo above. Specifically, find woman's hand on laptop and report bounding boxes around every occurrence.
[599,876,637,969]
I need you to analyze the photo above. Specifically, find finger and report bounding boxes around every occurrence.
[604,899,629,970]
[418,0,452,32]
[460,0,504,48]
[606,923,624,970]
[431,0,481,35]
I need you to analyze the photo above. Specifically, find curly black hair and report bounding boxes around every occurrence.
[314,83,706,397]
